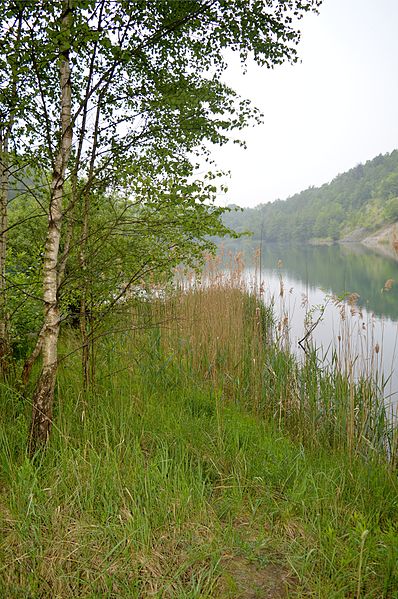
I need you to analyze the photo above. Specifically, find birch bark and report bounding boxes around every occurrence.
[30,1,73,453]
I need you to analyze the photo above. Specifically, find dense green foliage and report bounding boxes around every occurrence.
[5,180,237,360]
[223,150,398,242]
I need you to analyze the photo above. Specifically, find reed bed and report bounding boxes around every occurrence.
[149,256,397,464]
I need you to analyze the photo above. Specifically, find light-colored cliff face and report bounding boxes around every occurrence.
[339,222,398,260]
[361,222,398,261]
[362,222,398,245]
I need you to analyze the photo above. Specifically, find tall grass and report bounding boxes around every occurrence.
[0,259,397,597]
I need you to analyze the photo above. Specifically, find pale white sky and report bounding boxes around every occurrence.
[212,0,398,208]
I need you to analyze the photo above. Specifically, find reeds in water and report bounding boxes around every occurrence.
[149,253,397,464]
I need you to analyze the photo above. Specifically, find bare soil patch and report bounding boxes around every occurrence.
[219,555,296,598]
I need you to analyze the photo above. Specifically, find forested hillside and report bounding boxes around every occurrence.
[224,150,398,242]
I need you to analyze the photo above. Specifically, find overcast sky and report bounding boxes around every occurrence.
[211,0,398,208]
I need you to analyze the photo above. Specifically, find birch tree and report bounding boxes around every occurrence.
[0,0,321,451]
[28,1,73,450]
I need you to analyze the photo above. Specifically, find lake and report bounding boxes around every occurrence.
[218,240,398,410]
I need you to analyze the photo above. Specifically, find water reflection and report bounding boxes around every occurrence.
[220,240,398,320]
[217,240,398,407]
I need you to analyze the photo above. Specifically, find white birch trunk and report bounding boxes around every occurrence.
[30,1,73,452]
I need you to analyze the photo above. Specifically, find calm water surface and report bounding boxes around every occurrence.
[221,241,398,408]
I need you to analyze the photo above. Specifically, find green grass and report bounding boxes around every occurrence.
[0,291,397,597]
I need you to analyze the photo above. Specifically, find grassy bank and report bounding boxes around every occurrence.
[0,274,397,597]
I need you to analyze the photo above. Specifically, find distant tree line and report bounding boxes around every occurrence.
[223,150,398,242]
